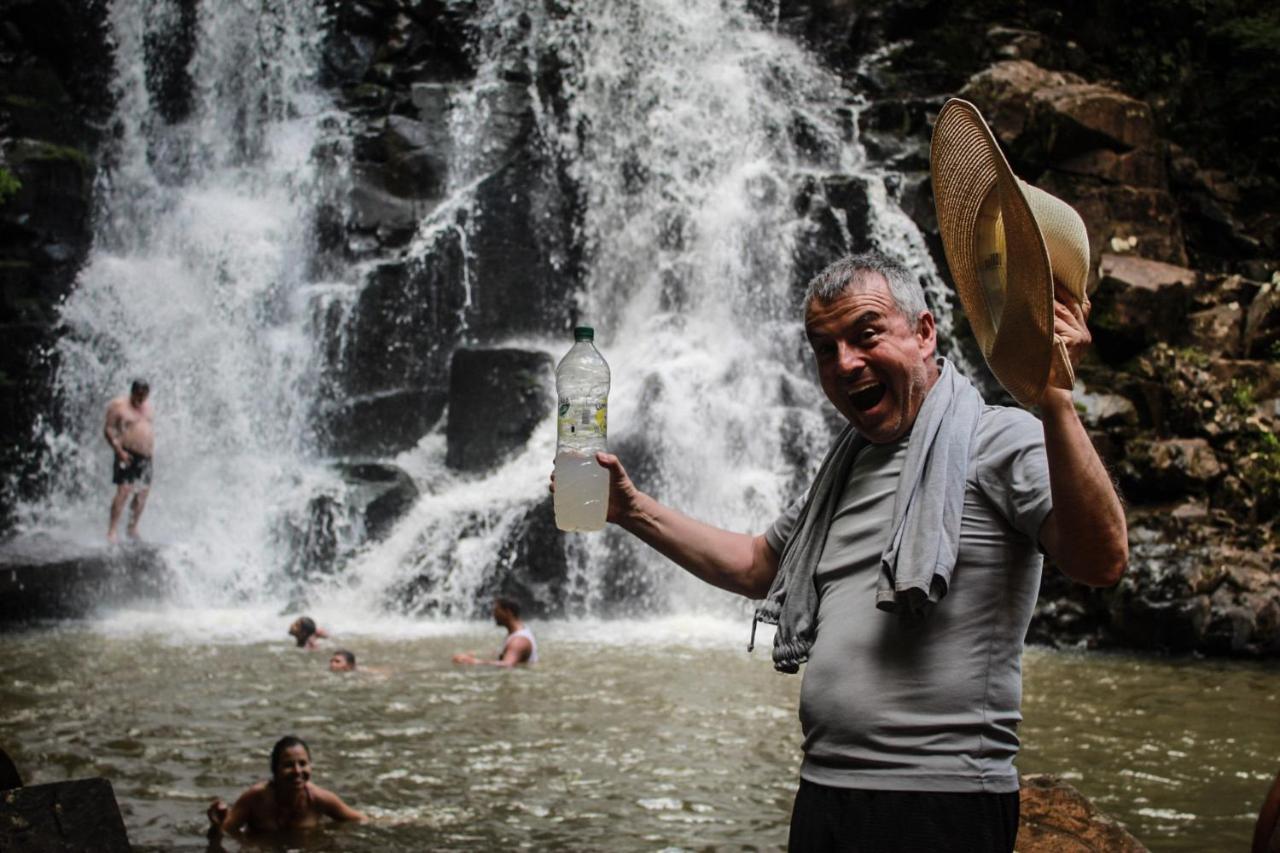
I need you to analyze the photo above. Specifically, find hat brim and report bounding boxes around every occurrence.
[930,99,1055,408]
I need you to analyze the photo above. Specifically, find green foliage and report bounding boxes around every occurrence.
[1173,345,1212,369]
[1229,379,1257,412]
[1240,428,1280,521]
[0,168,20,204]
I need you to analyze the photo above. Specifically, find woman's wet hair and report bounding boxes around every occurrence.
[270,735,310,777]
[293,616,317,646]
[333,649,355,668]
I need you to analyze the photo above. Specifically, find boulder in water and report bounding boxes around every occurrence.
[0,778,132,851]
[0,539,170,625]
[1017,774,1148,851]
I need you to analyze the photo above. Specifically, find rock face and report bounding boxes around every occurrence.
[0,778,132,852]
[0,541,170,624]
[0,1,113,531]
[1017,774,1148,852]
[446,348,554,472]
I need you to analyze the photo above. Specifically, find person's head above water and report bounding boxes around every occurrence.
[493,596,522,625]
[329,650,356,672]
[269,735,312,790]
[129,378,149,406]
[288,616,317,647]
[803,251,940,445]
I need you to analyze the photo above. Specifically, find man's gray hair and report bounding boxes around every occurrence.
[805,251,929,322]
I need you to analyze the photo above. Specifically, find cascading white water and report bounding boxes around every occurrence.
[14,0,960,620]
[328,0,961,617]
[15,0,352,598]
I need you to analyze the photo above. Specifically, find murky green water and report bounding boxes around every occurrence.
[0,613,1275,851]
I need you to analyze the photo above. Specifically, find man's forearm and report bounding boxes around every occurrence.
[617,492,776,599]
[1040,388,1128,585]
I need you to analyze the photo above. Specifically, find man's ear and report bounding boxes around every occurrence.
[916,311,937,358]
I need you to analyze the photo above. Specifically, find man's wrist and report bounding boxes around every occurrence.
[1038,386,1078,421]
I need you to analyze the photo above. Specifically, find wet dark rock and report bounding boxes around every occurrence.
[321,388,447,457]
[0,0,111,530]
[279,463,419,585]
[445,347,553,472]
[1017,774,1148,852]
[0,539,170,625]
[339,462,420,541]
[482,496,572,618]
[141,0,198,124]
[339,253,467,397]
[0,778,131,852]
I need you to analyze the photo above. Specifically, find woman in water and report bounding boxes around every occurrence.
[287,616,328,649]
[206,735,366,838]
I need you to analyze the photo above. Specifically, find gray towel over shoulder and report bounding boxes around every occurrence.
[752,358,985,673]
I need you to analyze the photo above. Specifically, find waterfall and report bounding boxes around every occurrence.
[321,0,958,618]
[16,0,352,599]
[14,0,957,620]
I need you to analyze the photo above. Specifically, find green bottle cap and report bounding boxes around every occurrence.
[574,326,595,342]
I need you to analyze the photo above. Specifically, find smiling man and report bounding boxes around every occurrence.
[586,251,1127,852]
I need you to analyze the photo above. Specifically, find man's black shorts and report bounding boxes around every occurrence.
[112,452,152,486]
[788,778,1020,853]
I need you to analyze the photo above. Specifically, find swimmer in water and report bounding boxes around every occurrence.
[206,735,365,840]
[329,650,355,672]
[288,616,328,650]
[452,596,538,667]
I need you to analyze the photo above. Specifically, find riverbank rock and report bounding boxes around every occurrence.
[1017,774,1148,852]
[0,539,170,625]
[0,778,132,852]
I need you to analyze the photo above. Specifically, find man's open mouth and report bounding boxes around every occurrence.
[848,382,886,411]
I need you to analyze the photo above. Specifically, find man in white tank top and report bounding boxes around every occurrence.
[452,596,538,667]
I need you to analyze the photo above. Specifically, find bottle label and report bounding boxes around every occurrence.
[558,398,607,442]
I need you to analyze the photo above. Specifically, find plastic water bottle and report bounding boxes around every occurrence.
[554,326,610,532]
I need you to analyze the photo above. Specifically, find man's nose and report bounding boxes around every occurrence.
[835,341,864,374]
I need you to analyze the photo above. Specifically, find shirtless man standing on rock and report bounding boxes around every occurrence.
[104,379,154,543]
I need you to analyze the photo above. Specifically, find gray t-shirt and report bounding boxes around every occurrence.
[764,405,1052,793]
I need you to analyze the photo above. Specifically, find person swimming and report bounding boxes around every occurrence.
[329,650,356,672]
[206,735,365,839]
[287,617,328,650]
[451,596,538,667]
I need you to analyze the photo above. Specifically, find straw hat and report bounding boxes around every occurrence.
[930,98,1090,407]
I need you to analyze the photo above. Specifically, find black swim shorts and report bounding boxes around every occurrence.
[112,452,153,486]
